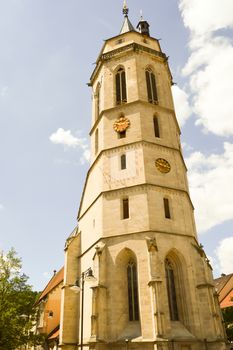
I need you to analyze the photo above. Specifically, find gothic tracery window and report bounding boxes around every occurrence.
[116,67,127,105]
[127,260,139,321]
[145,68,158,104]
[165,258,179,321]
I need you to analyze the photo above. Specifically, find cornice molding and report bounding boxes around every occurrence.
[78,182,194,221]
[90,43,167,85]
[77,231,199,259]
[77,140,188,218]
[90,100,180,137]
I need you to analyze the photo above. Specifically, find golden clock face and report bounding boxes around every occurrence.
[113,117,130,133]
[155,158,171,173]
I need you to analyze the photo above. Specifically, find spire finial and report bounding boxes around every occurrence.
[140,9,144,21]
[123,0,129,17]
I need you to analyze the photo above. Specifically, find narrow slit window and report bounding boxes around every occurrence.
[116,68,127,105]
[153,116,160,138]
[165,259,179,321]
[119,130,126,139]
[163,198,171,219]
[121,154,126,170]
[95,129,99,155]
[145,69,158,104]
[127,261,139,321]
[122,198,129,219]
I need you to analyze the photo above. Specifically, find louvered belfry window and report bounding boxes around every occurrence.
[127,261,139,321]
[116,68,127,104]
[146,68,158,104]
[165,259,179,321]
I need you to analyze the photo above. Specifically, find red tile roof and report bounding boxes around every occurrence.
[37,267,64,304]
[214,273,233,304]
[48,329,59,340]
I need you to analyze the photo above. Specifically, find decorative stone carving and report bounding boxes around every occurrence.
[146,236,158,252]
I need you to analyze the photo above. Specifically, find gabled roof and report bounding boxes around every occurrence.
[214,273,233,303]
[37,267,64,303]
[48,328,59,340]
[215,273,233,293]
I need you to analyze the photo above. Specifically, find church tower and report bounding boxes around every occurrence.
[60,4,227,350]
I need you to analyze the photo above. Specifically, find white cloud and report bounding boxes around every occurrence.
[178,0,233,136]
[181,142,193,153]
[215,237,233,274]
[0,204,4,211]
[179,0,233,36]
[49,128,90,163]
[80,149,91,164]
[50,128,85,148]
[186,142,233,233]
[184,38,233,136]
[172,85,192,127]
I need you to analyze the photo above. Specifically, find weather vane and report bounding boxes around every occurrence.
[140,9,144,20]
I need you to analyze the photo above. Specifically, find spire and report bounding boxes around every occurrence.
[136,11,150,36]
[120,1,135,35]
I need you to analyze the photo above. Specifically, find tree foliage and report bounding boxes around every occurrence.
[222,306,233,342]
[0,248,44,349]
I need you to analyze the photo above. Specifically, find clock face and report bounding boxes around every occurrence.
[155,158,171,173]
[113,117,130,133]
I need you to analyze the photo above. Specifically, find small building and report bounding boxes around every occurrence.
[215,273,233,346]
[34,267,64,349]
[215,273,233,309]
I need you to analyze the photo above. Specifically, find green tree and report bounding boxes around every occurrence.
[222,306,233,342]
[0,248,44,349]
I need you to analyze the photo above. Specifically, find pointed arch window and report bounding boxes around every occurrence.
[116,68,127,105]
[153,115,160,138]
[127,261,139,321]
[165,259,179,321]
[146,68,158,104]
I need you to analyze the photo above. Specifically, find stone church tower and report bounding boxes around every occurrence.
[59,4,227,350]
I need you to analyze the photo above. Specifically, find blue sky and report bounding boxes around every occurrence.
[0,0,233,291]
